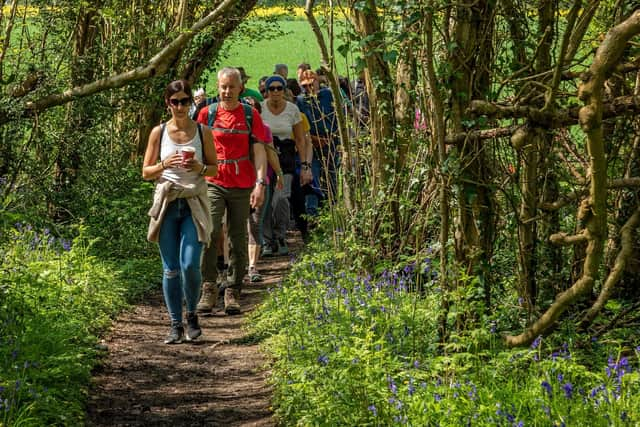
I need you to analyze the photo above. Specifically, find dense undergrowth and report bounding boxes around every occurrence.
[251,236,640,426]
[0,165,159,426]
[0,226,158,426]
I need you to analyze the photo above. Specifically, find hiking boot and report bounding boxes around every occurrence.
[261,244,274,257]
[197,281,217,313]
[164,322,184,344]
[224,288,241,315]
[249,266,263,283]
[277,239,289,256]
[185,312,201,341]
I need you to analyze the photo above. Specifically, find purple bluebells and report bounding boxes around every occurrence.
[317,354,329,366]
[531,335,542,349]
[388,375,398,395]
[368,404,377,416]
[562,382,573,399]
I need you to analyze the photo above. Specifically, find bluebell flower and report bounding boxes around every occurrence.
[317,354,329,366]
[541,381,552,397]
[562,382,573,399]
[413,360,420,369]
[489,321,497,334]
[434,393,442,402]
[557,373,563,382]
[388,375,398,395]
[531,336,542,349]
[368,404,377,416]
[403,263,414,275]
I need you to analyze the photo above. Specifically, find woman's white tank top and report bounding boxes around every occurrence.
[160,123,203,185]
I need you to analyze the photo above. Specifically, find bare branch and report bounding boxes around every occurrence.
[0,0,239,125]
[581,205,640,326]
[549,231,588,246]
[505,9,640,347]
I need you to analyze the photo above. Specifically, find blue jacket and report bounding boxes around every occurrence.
[296,88,338,141]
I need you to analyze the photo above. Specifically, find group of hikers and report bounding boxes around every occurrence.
[143,63,369,344]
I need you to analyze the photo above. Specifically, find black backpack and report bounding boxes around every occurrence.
[273,136,297,174]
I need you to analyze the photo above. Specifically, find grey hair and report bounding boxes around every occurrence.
[274,63,288,73]
[217,67,242,85]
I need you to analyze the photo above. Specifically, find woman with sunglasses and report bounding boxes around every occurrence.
[260,75,313,256]
[143,79,218,344]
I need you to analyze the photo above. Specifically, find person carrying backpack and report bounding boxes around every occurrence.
[260,75,313,256]
[195,67,268,315]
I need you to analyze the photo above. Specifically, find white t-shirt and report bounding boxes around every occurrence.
[259,101,302,141]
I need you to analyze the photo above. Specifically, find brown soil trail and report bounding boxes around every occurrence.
[86,235,300,427]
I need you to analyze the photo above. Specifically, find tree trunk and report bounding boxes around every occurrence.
[450,0,496,311]
[506,10,640,346]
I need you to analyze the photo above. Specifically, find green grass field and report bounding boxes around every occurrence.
[200,18,352,94]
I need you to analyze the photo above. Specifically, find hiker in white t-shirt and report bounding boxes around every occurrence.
[260,75,313,256]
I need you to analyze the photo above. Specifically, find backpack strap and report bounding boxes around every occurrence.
[208,102,252,136]
[241,103,254,142]
[207,103,218,128]
[197,122,203,146]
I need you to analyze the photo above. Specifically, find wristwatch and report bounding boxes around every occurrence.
[256,178,267,186]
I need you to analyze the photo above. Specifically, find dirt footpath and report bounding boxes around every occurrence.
[86,235,299,427]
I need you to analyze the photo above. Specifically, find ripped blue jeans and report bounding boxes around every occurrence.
[158,198,203,324]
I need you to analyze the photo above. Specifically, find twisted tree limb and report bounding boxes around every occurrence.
[0,0,238,125]
[581,205,640,326]
[505,9,640,347]
[445,95,640,144]
[549,231,588,246]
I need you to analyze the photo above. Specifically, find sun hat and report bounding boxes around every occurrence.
[265,75,287,89]
[299,70,317,86]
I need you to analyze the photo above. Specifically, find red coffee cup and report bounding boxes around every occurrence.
[180,146,196,167]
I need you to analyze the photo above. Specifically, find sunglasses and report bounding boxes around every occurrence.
[169,97,191,106]
[268,85,285,92]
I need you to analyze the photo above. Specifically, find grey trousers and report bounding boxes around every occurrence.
[265,173,292,243]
